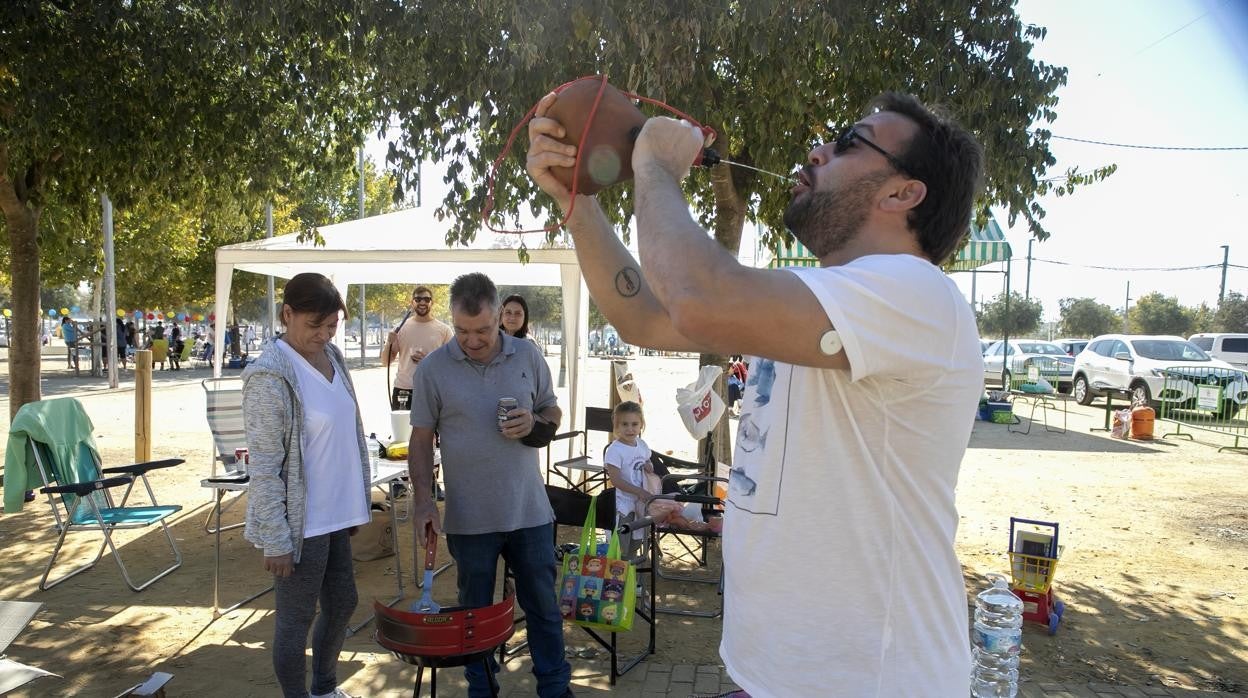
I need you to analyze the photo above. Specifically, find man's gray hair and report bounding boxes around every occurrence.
[449,272,499,316]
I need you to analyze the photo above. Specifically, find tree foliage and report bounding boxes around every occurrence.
[369,0,1109,251]
[1129,292,1193,337]
[1,2,382,417]
[1215,292,1248,333]
[978,292,1043,338]
[1058,297,1119,338]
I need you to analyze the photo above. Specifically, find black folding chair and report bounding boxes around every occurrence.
[545,406,613,493]
[500,485,657,685]
[649,440,727,619]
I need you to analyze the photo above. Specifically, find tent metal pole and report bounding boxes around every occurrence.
[359,145,366,366]
[266,202,275,340]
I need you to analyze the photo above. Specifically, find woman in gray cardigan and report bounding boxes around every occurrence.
[243,273,371,698]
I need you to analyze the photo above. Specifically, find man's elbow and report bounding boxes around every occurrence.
[666,295,718,343]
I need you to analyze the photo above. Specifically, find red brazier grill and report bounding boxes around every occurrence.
[373,591,516,698]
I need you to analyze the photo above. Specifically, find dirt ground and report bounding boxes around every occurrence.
[1,353,1245,696]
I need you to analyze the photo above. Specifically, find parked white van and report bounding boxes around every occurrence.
[1189,333,1248,369]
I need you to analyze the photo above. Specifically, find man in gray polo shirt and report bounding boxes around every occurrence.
[407,272,572,698]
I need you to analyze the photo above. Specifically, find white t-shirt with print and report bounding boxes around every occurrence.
[720,254,983,697]
[604,438,651,523]
[278,340,370,538]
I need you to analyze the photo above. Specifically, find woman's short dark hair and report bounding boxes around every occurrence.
[500,294,531,338]
[282,272,347,325]
[868,92,984,265]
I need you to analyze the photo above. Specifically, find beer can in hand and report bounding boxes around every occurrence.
[498,397,518,432]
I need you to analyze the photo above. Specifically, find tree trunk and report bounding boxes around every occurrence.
[0,182,43,422]
[699,162,749,467]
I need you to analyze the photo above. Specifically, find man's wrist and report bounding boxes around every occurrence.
[411,493,436,508]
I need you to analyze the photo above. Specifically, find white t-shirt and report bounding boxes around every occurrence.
[720,254,982,697]
[604,438,651,523]
[277,340,370,538]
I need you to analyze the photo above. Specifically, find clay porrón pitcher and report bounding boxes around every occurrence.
[545,77,647,195]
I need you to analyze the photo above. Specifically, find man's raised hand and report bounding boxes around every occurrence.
[526,92,578,210]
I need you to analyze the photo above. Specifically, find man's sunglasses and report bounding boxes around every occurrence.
[833,127,919,181]
[413,296,433,303]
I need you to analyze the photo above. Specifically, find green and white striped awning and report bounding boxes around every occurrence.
[948,217,1012,272]
[767,240,821,268]
[765,216,1011,270]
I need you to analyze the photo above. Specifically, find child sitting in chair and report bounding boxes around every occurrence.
[604,402,714,557]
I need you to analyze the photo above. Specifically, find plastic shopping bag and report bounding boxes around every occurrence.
[676,365,726,440]
[557,494,636,632]
[1111,408,1132,439]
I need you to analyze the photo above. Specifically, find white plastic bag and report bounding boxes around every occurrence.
[1111,408,1132,439]
[676,365,726,439]
[613,360,642,404]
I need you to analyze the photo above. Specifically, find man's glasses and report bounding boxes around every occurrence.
[833,127,919,181]
[413,296,433,303]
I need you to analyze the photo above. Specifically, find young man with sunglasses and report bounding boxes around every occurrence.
[383,286,454,411]
[527,92,984,696]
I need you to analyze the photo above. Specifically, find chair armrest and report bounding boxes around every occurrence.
[102,458,186,476]
[618,516,656,534]
[653,452,702,470]
[661,473,726,484]
[205,474,249,484]
[549,430,583,443]
[651,492,720,506]
[41,475,133,496]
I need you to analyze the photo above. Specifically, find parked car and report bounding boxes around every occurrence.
[0,327,7,348]
[980,339,993,355]
[1072,334,1248,419]
[982,339,1075,393]
[1055,337,1090,357]
[1188,333,1248,370]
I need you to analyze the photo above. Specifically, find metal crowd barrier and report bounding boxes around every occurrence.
[1156,366,1248,453]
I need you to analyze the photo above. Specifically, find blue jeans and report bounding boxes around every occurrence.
[447,523,572,698]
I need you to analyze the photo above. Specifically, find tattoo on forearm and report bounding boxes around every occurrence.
[615,267,641,297]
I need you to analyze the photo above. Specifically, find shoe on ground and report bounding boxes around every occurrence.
[310,689,354,698]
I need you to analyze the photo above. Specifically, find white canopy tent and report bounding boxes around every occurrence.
[213,207,590,430]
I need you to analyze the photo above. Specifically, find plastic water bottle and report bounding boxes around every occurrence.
[366,432,381,480]
[971,576,1023,698]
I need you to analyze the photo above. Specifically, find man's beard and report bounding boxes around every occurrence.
[783,171,889,259]
[414,305,430,317]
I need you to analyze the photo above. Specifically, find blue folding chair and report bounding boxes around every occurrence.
[13,398,185,592]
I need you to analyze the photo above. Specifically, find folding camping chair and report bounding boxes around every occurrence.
[199,377,275,615]
[649,441,727,619]
[500,485,657,685]
[201,377,248,533]
[545,406,613,493]
[14,398,185,592]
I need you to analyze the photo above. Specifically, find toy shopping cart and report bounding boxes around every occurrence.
[1008,517,1066,635]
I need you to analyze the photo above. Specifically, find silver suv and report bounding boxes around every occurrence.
[1072,334,1248,419]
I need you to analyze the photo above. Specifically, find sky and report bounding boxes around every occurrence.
[368,0,1248,322]
[957,0,1248,321]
